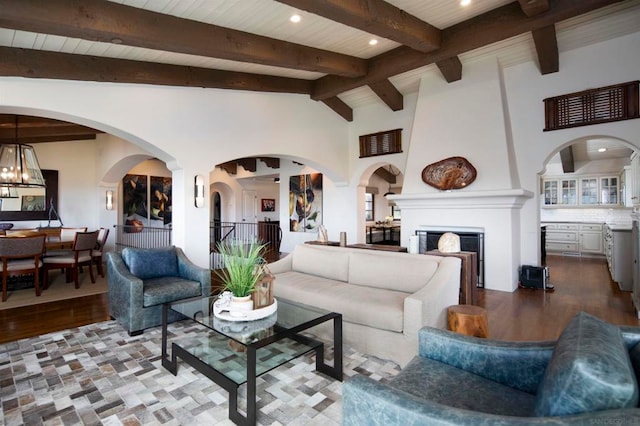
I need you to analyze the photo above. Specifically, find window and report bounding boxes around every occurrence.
[365,193,374,221]
[391,204,401,220]
[359,129,402,158]
[544,81,639,131]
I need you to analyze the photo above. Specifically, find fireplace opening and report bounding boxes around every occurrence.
[416,229,485,288]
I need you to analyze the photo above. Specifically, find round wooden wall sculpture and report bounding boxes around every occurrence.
[421,156,477,190]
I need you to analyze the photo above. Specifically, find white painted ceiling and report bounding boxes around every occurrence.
[548,138,635,164]
[1,0,639,108]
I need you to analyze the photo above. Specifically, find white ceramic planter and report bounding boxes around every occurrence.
[230,295,254,313]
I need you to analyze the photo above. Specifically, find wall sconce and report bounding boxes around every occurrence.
[194,175,205,208]
[105,190,114,210]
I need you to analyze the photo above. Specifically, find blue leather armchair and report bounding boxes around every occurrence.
[344,312,640,425]
[106,246,210,335]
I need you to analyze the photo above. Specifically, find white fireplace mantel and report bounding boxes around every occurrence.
[388,189,534,210]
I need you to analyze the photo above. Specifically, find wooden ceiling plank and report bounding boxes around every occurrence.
[274,0,441,53]
[0,47,314,94]
[560,146,575,173]
[518,0,551,17]
[436,56,463,83]
[321,97,353,122]
[0,0,366,78]
[368,79,403,111]
[312,0,623,100]
[532,25,559,75]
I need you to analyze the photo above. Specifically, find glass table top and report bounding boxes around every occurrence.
[167,296,338,385]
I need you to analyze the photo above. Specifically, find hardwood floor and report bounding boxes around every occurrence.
[479,255,640,341]
[1,255,638,345]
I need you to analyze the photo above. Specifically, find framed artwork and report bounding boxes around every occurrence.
[289,173,323,232]
[123,174,172,227]
[21,195,45,211]
[261,198,275,212]
[150,176,172,225]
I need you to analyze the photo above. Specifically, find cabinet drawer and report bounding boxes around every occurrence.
[580,224,603,231]
[555,223,579,231]
[547,232,578,242]
[547,242,579,252]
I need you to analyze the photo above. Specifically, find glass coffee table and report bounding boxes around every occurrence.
[161,296,342,425]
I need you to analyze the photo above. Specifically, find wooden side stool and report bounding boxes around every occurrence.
[447,305,489,338]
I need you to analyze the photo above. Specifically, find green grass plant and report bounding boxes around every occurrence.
[215,240,267,297]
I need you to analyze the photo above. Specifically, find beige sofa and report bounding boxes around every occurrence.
[268,244,461,367]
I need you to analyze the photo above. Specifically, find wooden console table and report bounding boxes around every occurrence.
[305,241,407,253]
[347,243,407,253]
[427,250,478,305]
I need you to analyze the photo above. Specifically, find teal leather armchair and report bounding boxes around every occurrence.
[344,312,640,425]
[106,246,210,335]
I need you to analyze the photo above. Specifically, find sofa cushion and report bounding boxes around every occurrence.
[291,245,349,282]
[143,276,202,307]
[389,356,536,417]
[122,247,179,280]
[534,312,638,417]
[348,251,438,293]
[274,271,406,332]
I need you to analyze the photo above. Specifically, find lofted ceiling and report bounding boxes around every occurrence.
[0,0,638,127]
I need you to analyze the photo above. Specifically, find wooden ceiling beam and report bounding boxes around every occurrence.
[259,157,280,169]
[532,25,559,75]
[237,158,257,173]
[368,79,403,111]
[0,124,101,139]
[518,0,551,17]
[0,47,314,94]
[321,97,353,122]
[436,57,463,83]
[0,134,97,144]
[274,0,441,53]
[0,0,366,78]
[374,167,396,184]
[311,0,623,100]
[218,162,238,175]
[560,146,575,173]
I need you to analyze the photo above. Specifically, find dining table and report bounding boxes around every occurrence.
[3,229,74,251]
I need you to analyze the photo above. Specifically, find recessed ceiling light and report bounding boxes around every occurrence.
[598,148,607,152]
[369,39,378,46]
[290,14,301,23]
[460,0,471,6]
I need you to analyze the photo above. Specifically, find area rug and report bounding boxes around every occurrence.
[0,319,401,425]
[0,272,107,310]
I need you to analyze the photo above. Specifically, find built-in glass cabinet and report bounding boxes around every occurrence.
[543,174,620,206]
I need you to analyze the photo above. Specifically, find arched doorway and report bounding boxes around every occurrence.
[540,136,636,265]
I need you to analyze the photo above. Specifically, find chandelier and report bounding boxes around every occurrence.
[0,116,46,187]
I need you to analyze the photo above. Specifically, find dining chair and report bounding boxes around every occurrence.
[43,230,99,289]
[60,227,88,241]
[0,233,46,302]
[92,227,110,278]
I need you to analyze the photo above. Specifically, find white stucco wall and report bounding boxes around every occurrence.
[506,31,640,267]
[0,80,349,267]
[0,30,638,285]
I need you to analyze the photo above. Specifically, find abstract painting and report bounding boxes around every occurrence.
[289,173,322,232]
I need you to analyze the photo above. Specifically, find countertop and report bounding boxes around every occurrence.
[606,223,633,231]
[540,221,633,231]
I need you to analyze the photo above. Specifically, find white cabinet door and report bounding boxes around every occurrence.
[580,232,603,254]
[600,176,619,205]
[580,178,598,205]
